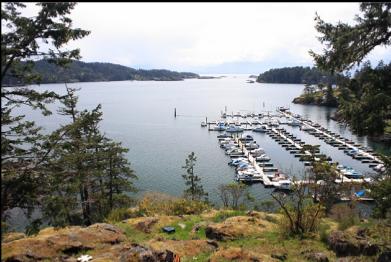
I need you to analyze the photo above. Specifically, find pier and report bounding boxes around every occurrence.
[234,136,272,186]
[268,126,367,184]
[279,110,383,165]
[206,107,384,188]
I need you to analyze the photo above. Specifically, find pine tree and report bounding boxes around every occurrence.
[181,152,208,201]
[1,3,89,220]
[308,3,391,136]
[41,87,137,226]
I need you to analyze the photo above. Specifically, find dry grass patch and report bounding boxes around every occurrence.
[147,239,217,257]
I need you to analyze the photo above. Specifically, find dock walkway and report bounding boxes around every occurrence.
[234,136,272,186]
[269,126,365,183]
[279,111,383,165]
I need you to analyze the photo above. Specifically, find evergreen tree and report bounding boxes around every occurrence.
[309,3,391,73]
[309,2,391,136]
[181,152,208,201]
[41,87,137,226]
[368,156,391,218]
[1,3,89,220]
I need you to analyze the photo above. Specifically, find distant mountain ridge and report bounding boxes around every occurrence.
[3,60,200,86]
[256,66,337,85]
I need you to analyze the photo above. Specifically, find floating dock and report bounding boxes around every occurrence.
[234,136,272,186]
[278,110,383,165]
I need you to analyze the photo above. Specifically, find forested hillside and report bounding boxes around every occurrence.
[3,60,200,86]
[256,66,338,84]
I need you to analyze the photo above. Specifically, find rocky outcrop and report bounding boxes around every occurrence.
[378,250,391,262]
[301,250,329,262]
[205,215,274,241]
[327,230,380,257]
[1,223,181,262]
[209,247,270,262]
[2,232,26,243]
[135,217,159,233]
[147,239,218,257]
[2,223,126,261]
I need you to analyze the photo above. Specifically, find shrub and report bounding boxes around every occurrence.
[213,210,246,222]
[137,192,210,216]
[278,201,324,238]
[105,207,142,223]
[330,203,360,231]
[254,200,277,213]
[319,223,331,243]
[171,198,210,215]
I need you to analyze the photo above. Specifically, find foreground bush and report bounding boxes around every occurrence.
[138,192,210,216]
[330,203,360,231]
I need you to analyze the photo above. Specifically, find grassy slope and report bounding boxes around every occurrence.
[113,210,340,262]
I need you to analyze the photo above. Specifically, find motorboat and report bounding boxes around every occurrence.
[278,106,289,112]
[240,135,254,141]
[270,118,280,127]
[337,165,363,179]
[226,125,243,133]
[213,122,226,131]
[250,148,266,157]
[270,173,292,190]
[217,133,232,139]
[273,179,292,190]
[255,154,271,162]
[245,142,259,149]
[228,158,249,166]
[225,148,243,155]
[373,164,385,172]
[287,119,301,127]
[300,126,314,131]
[236,172,263,183]
[253,125,268,133]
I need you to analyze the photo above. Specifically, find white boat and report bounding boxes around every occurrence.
[272,179,292,190]
[201,121,207,127]
[270,118,280,127]
[226,125,244,133]
[213,122,226,131]
[245,142,259,149]
[287,119,301,127]
[236,172,263,183]
[374,164,385,172]
[253,125,268,133]
[270,173,292,190]
[250,148,266,157]
[300,126,314,131]
[225,148,243,155]
[256,154,271,161]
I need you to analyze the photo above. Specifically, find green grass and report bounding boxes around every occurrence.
[160,215,206,241]
[115,222,152,243]
[212,210,247,223]
[181,251,212,262]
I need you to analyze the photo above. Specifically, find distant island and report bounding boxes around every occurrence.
[256,66,337,85]
[2,60,217,86]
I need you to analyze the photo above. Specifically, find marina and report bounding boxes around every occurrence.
[219,133,294,189]
[204,107,385,189]
[278,109,385,171]
[22,76,389,204]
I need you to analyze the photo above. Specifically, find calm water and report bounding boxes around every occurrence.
[9,75,384,230]
[14,75,388,204]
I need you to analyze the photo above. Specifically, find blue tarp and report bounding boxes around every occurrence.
[355,190,366,197]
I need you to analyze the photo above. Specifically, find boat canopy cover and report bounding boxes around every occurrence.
[355,190,366,197]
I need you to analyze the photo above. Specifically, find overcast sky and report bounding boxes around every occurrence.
[23,3,391,74]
